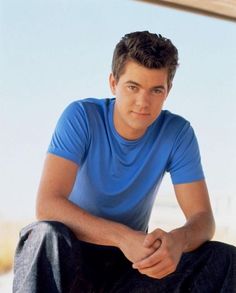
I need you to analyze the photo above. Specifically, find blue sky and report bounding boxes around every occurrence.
[1,0,236,219]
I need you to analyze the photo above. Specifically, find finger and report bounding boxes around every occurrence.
[140,266,174,279]
[133,249,162,269]
[153,238,162,250]
[138,259,175,279]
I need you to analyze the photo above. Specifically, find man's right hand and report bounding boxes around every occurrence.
[119,230,161,263]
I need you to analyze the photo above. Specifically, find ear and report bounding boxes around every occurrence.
[109,73,117,95]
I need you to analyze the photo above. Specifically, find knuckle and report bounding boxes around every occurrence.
[149,235,155,242]
[155,273,163,279]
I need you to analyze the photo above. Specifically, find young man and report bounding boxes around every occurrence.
[13,31,236,292]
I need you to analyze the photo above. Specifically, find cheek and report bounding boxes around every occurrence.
[117,92,133,107]
[151,100,165,114]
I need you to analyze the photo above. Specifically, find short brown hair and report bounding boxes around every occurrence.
[112,31,179,88]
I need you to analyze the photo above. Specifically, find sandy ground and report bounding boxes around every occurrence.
[0,271,13,293]
[0,219,31,292]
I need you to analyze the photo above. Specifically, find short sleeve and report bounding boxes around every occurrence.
[47,101,90,165]
[167,122,205,184]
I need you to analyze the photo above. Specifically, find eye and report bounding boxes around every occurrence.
[152,88,163,94]
[127,85,137,91]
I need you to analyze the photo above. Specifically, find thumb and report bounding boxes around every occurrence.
[143,229,163,248]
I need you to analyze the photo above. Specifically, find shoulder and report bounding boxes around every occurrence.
[69,97,112,110]
[160,110,191,137]
[65,98,112,117]
[162,110,189,127]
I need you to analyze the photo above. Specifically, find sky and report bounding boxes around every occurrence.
[0,0,236,220]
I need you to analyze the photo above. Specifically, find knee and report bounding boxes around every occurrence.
[203,240,236,260]
[34,220,70,235]
[204,240,235,252]
[20,220,76,243]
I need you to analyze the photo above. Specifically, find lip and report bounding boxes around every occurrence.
[132,111,150,116]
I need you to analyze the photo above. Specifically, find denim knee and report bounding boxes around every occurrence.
[20,220,74,241]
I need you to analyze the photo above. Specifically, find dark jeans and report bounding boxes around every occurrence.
[13,221,236,293]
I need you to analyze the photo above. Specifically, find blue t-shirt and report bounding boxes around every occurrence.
[48,98,204,231]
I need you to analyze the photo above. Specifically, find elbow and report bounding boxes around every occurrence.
[209,213,216,240]
[35,194,65,221]
[35,202,44,220]
[35,198,49,221]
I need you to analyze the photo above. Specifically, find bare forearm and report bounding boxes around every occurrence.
[36,155,157,263]
[36,196,132,248]
[170,211,215,252]
[36,196,158,263]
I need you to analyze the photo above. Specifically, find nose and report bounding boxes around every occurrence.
[135,91,150,108]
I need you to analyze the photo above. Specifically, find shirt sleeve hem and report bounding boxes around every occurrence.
[171,175,205,185]
[47,148,82,166]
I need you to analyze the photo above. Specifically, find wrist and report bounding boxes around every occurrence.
[110,223,135,249]
[170,226,188,252]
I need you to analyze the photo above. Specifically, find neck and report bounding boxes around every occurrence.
[113,105,147,140]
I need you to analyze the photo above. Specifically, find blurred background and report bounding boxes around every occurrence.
[1,0,236,290]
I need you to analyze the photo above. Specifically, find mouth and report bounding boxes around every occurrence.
[132,111,150,117]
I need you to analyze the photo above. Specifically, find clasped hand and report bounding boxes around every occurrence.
[131,228,184,279]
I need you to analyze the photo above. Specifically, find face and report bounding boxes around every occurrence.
[109,60,171,140]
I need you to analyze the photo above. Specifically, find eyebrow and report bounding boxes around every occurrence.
[125,80,165,90]
[125,80,140,86]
